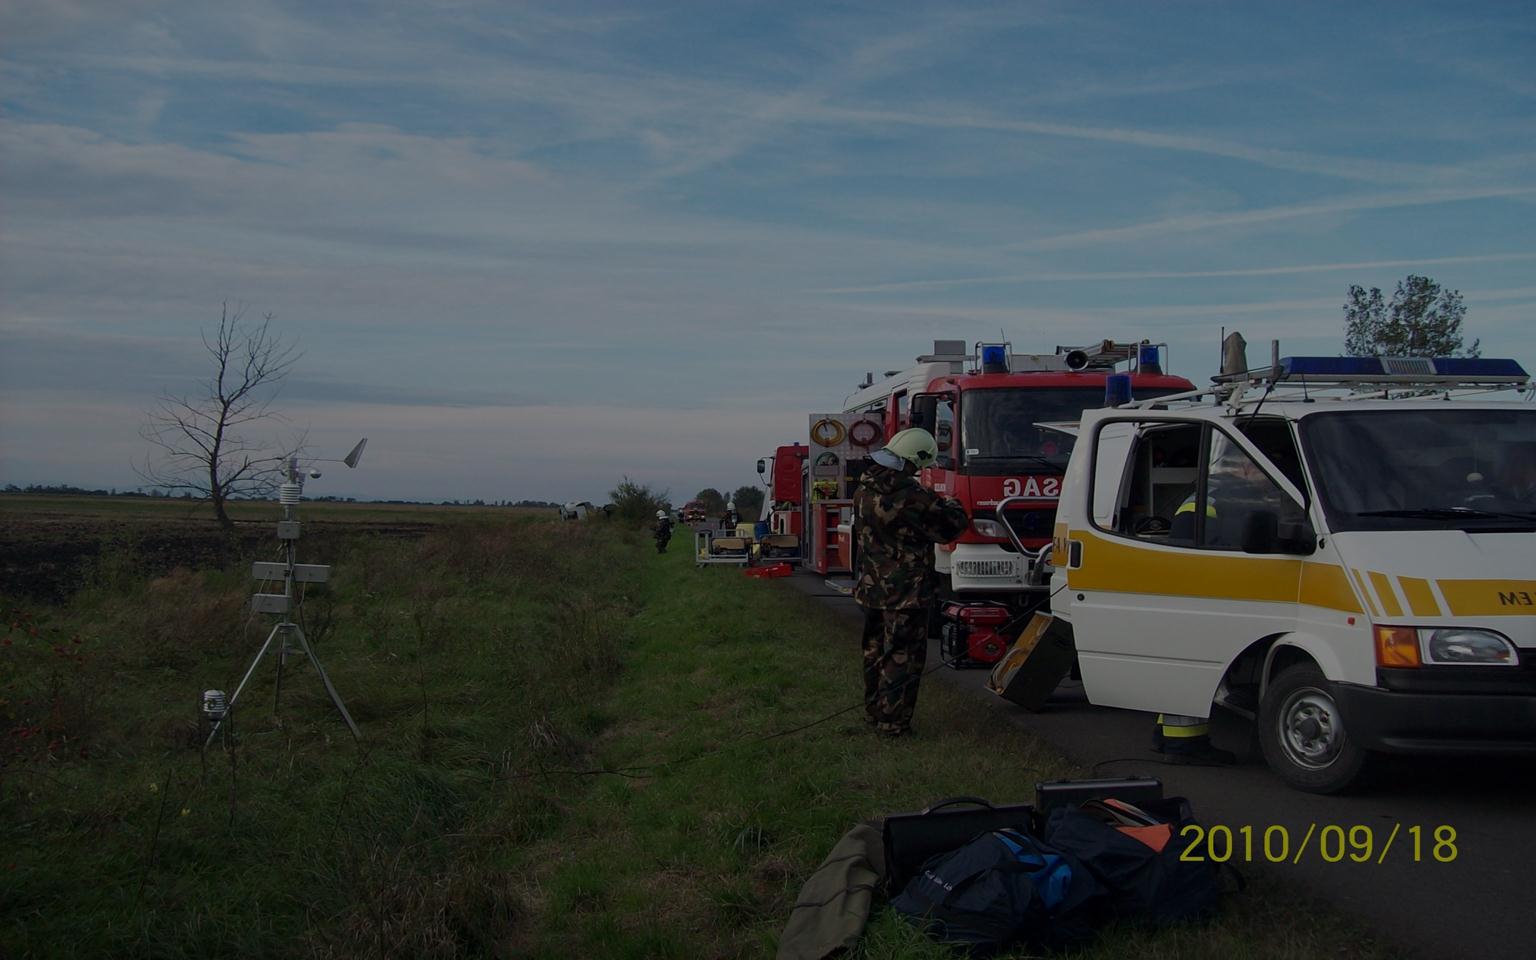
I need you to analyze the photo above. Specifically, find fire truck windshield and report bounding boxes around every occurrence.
[960,387,1108,474]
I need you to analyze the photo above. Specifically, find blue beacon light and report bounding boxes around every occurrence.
[1104,373,1132,406]
[980,344,1009,374]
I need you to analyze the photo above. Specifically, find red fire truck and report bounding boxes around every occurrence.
[758,338,1194,666]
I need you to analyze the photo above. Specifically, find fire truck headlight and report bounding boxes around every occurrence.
[972,519,1009,539]
[1423,628,1518,666]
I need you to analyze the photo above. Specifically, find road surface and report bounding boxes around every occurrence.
[784,574,1536,960]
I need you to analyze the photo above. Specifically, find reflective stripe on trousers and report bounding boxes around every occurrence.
[1157,713,1210,738]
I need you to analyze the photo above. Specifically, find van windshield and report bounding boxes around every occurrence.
[1300,408,1536,532]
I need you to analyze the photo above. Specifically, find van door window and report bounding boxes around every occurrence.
[1091,422,1137,528]
[1237,417,1306,493]
[1193,431,1307,551]
[894,391,909,429]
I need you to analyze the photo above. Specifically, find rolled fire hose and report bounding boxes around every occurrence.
[811,418,847,447]
[848,419,883,448]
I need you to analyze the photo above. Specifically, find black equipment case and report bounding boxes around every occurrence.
[882,796,1035,893]
[1034,777,1164,820]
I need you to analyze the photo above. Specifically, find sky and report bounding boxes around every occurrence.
[2,0,1533,504]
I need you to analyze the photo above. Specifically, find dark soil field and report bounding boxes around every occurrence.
[0,496,493,602]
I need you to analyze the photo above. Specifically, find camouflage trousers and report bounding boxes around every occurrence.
[860,606,930,735]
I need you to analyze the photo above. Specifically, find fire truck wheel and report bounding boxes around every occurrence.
[1257,661,1374,794]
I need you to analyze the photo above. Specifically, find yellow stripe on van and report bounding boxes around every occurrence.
[1066,534,1366,612]
[1369,571,1404,617]
[1299,562,1362,614]
[1069,533,1301,603]
[1435,580,1536,616]
[1398,577,1441,617]
[1351,568,1381,617]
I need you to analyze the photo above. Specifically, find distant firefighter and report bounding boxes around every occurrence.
[653,509,674,553]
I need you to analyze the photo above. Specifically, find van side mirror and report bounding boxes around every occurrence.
[756,459,766,475]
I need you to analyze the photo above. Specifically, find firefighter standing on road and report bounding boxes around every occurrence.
[853,428,969,737]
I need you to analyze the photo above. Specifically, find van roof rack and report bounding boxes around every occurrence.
[1212,355,1529,388]
[1120,354,1531,412]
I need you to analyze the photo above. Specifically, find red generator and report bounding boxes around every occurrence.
[939,602,1015,667]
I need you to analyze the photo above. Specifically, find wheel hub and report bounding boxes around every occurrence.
[1279,687,1343,770]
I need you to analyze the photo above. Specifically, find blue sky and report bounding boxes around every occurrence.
[2,0,1533,503]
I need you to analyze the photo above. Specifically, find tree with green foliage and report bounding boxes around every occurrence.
[693,487,727,517]
[731,485,764,520]
[610,476,670,528]
[1343,275,1479,358]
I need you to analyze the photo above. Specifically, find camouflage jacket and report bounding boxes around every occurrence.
[852,464,969,610]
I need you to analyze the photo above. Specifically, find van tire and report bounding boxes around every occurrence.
[1258,662,1373,794]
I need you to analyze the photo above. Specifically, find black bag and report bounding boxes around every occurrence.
[1042,797,1222,927]
[890,829,1102,954]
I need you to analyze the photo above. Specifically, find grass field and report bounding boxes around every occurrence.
[0,502,1406,958]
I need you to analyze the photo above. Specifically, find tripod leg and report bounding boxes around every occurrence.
[207,622,282,748]
[291,626,362,741]
[274,623,288,711]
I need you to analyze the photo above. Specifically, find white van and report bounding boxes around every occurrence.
[1049,355,1536,792]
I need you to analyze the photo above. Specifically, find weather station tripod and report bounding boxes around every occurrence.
[205,452,365,748]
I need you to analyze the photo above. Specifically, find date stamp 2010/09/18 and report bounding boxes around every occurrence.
[1178,823,1458,864]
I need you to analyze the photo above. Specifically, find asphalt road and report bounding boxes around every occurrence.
[783,573,1536,960]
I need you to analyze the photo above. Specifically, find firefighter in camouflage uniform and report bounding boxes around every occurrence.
[853,428,969,737]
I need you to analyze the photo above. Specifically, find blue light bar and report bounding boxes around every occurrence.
[980,343,1009,374]
[1429,357,1528,378]
[1279,356,1383,377]
[1277,356,1528,381]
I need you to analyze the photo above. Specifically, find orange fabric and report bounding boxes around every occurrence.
[1116,823,1172,852]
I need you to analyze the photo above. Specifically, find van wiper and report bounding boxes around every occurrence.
[1357,506,1536,522]
[966,455,1066,473]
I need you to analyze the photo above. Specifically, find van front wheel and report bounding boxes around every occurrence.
[1258,662,1373,794]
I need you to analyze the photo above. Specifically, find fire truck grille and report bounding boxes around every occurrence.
[955,559,1020,578]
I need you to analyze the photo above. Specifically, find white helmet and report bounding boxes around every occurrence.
[727,500,736,510]
[656,509,667,519]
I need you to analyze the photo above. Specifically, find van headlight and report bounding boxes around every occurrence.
[972,519,1009,539]
[1423,628,1518,666]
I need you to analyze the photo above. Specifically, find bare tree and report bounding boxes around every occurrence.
[139,303,301,528]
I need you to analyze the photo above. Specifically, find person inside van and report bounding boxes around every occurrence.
[1170,441,1280,549]
[1495,444,1536,504]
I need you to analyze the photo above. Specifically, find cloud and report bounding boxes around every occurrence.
[792,104,1480,187]
[1008,186,1536,252]
[811,252,1536,295]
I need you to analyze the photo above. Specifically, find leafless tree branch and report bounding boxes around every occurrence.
[136,302,303,528]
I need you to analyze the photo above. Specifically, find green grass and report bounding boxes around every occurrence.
[504,544,1406,959]
[1,510,1407,958]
